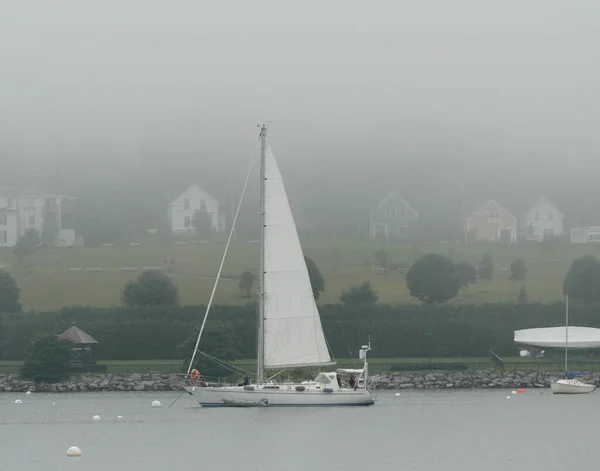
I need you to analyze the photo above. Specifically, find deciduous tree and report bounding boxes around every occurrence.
[0,270,21,313]
[122,270,179,307]
[407,254,460,303]
[305,256,325,301]
[563,255,600,303]
[340,281,378,306]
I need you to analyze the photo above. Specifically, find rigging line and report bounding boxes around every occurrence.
[186,137,261,375]
[197,351,254,376]
[197,350,254,375]
[267,369,286,382]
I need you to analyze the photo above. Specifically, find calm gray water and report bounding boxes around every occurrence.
[2,389,600,470]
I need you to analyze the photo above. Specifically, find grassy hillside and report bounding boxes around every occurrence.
[1,240,599,311]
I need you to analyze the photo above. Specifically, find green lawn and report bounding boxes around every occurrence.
[1,240,600,311]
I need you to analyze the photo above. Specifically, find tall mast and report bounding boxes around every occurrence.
[257,125,267,384]
[565,294,569,375]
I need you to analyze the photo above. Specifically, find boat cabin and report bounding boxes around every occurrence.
[312,369,366,390]
[337,368,366,389]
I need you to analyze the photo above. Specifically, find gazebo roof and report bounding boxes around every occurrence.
[58,325,98,345]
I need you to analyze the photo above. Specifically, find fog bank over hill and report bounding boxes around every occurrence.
[1,0,598,235]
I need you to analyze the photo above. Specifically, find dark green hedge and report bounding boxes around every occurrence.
[0,302,596,361]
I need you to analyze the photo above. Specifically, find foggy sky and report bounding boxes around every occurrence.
[1,0,599,184]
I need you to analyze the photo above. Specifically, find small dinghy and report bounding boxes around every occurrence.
[222,398,269,407]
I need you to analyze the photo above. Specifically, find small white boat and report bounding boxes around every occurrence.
[550,379,595,395]
[551,295,595,395]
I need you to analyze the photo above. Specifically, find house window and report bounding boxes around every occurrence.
[483,211,501,222]
[184,216,191,228]
[200,199,207,211]
[0,230,6,243]
[548,211,554,221]
[28,214,35,226]
[0,213,6,226]
[184,198,190,210]
[544,229,554,238]
[488,228,495,238]
[535,211,540,221]
[389,207,398,219]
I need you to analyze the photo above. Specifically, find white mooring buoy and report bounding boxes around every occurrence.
[151,400,162,408]
[117,415,124,420]
[506,396,511,400]
[14,399,22,404]
[25,391,32,396]
[394,392,401,397]
[92,415,101,421]
[511,390,517,395]
[67,446,82,457]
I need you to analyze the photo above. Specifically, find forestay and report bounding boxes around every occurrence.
[262,144,332,369]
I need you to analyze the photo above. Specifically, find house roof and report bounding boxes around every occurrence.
[57,325,98,345]
[521,196,565,219]
[373,190,419,218]
[169,182,220,206]
[469,199,517,221]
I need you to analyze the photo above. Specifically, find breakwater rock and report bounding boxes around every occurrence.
[369,370,600,389]
[3,370,600,392]
[0,373,187,393]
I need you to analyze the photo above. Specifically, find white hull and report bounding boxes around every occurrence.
[186,384,375,407]
[550,379,595,394]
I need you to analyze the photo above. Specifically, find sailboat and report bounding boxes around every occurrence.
[550,295,595,395]
[184,125,375,407]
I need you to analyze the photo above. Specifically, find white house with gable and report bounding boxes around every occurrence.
[168,183,225,234]
[0,186,79,247]
[520,197,564,241]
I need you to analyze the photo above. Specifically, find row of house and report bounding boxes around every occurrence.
[177,183,597,245]
[2,182,598,247]
[369,190,599,244]
[0,183,227,248]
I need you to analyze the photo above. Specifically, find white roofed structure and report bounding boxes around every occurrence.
[514,327,600,349]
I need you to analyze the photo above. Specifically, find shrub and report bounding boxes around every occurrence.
[20,333,72,383]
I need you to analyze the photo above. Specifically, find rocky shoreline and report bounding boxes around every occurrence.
[2,370,600,393]
[0,373,187,393]
[369,370,600,389]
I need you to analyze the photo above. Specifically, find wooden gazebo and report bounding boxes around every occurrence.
[58,324,99,365]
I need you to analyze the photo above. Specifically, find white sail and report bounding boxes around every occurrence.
[262,144,333,368]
